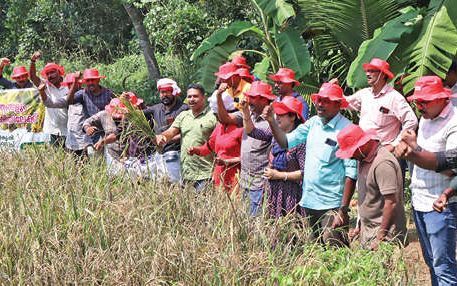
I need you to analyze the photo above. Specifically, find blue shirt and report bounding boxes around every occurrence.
[287,113,357,210]
[0,77,34,89]
[74,87,114,118]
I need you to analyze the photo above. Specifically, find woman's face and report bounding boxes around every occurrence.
[276,113,295,131]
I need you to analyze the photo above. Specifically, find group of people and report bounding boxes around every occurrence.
[1,53,457,285]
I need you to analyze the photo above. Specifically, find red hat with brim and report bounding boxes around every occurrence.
[61,73,82,87]
[236,68,254,82]
[362,58,394,79]
[82,68,106,83]
[40,63,65,78]
[11,66,29,79]
[407,75,452,102]
[311,82,349,109]
[214,62,238,80]
[231,56,250,69]
[244,81,277,101]
[335,124,377,159]
[272,96,305,123]
[269,68,300,86]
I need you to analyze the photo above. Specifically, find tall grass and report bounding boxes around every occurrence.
[0,147,417,285]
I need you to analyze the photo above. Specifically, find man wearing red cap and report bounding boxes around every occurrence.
[394,76,457,285]
[0,58,33,89]
[143,78,188,183]
[237,80,277,216]
[29,52,68,147]
[336,124,406,250]
[335,58,417,149]
[266,82,357,246]
[213,62,252,125]
[67,68,114,145]
[269,67,309,121]
[37,72,92,156]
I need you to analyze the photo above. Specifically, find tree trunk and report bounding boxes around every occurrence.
[123,3,161,82]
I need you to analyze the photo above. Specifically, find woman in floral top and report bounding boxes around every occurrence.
[243,96,306,218]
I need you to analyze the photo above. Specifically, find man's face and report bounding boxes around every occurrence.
[159,89,175,106]
[365,69,383,86]
[314,96,341,121]
[223,75,241,88]
[274,81,294,95]
[415,98,447,119]
[46,69,61,86]
[187,88,205,112]
[85,78,101,92]
[14,74,29,88]
[247,95,270,114]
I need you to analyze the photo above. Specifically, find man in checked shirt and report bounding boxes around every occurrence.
[67,68,114,146]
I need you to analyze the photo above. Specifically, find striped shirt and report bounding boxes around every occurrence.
[410,103,457,212]
[346,84,417,145]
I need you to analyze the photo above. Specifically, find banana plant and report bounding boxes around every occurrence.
[347,0,457,93]
[191,0,311,92]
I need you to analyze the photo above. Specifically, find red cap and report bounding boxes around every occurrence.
[61,73,82,87]
[362,58,394,79]
[82,68,106,83]
[269,68,300,86]
[40,63,65,78]
[236,68,254,82]
[407,76,452,102]
[214,62,238,80]
[11,66,29,79]
[311,82,348,108]
[231,56,250,69]
[335,124,377,159]
[244,81,276,101]
[272,96,305,123]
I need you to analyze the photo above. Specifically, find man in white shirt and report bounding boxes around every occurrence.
[396,75,457,286]
[29,52,68,147]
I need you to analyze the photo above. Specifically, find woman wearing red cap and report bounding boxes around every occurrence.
[0,57,33,89]
[242,87,305,218]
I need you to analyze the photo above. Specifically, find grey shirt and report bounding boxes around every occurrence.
[436,148,457,172]
[234,111,271,190]
[143,99,188,153]
[0,77,34,89]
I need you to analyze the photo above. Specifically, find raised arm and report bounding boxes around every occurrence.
[29,52,42,87]
[263,104,288,149]
[216,84,241,126]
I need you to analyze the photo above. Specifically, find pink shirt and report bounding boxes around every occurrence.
[346,84,418,145]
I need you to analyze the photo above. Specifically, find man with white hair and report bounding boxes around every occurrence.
[144,78,188,183]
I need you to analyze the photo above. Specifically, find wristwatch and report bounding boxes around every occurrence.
[339,206,350,214]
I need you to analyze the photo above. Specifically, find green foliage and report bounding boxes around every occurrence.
[399,0,457,93]
[298,0,409,83]
[276,27,311,79]
[191,21,263,61]
[271,243,408,285]
[347,7,421,88]
[1,0,132,63]
[192,0,311,92]
[0,148,415,284]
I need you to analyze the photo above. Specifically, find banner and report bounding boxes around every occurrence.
[0,88,48,149]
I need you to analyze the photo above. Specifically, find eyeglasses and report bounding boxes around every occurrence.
[366,69,380,73]
[414,100,435,107]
